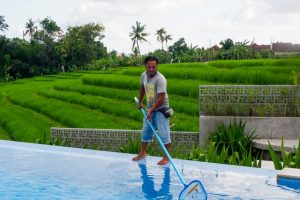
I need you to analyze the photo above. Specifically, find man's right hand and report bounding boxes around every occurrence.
[137,102,143,109]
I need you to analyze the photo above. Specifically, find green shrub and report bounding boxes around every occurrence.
[268,139,300,170]
[208,119,256,157]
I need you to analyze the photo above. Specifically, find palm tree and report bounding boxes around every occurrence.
[164,34,172,50]
[0,15,8,32]
[129,21,149,56]
[219,38,234,50]
[155,28,166,50]
[23,18,37,40]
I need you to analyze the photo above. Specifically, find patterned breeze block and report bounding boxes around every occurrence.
[199,85,300,117]
[51,128,199,152]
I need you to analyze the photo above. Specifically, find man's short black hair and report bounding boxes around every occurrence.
[144,56,159,65]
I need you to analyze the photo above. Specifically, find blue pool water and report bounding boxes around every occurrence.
[0,140,299,200]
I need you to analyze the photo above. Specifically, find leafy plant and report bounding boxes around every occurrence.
[35,131,49,144]
[268,138,300,170]
[292,71,300,85]
[119,136,159,155]
[120,136,141,154]
[187,144,207,161]
[206,142,228,164]
[208,119,256,157]
[228,147,262,167]
[185,142,262,167]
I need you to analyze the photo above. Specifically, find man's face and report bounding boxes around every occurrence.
[145,60,158,77]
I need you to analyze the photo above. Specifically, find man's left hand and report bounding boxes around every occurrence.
[146,110,152,121]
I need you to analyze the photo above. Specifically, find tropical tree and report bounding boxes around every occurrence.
[59,23,106,67]
[155,28,166,50]
[168,38,189,61]
[0,54,10,80]
[220,38,234,50]
[164,34,172,50]
[23,18,37,40]
[28,17,63,72]
[0,15,8,33]
[0,16,9,80]
[230,40,252,60]
[129,21,149,56]
[38,17,62,41]
[148,49,172,64]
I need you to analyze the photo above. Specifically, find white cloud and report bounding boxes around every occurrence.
[1,0,299,53]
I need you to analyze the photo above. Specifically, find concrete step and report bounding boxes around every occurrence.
[253,139,299,153]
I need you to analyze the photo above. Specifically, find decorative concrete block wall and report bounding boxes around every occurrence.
[51,128,199,152]
[199,85,300,117]
[199,85,300,145]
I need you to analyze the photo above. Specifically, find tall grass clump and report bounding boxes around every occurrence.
[268,139,300,170]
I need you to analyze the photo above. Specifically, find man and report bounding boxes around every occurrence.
[132,56,171,165]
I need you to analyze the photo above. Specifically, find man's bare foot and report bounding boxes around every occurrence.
[132,152,146,161]
[157,157,169,165]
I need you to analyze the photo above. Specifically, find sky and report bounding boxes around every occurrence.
[0,0,299,54]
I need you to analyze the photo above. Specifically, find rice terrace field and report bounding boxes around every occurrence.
[0,59,299,144]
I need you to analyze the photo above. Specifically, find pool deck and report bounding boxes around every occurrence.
[278,168,300,180]
[0,140,279,177]
[1,140,300,191]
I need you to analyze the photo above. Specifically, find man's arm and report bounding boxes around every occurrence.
[138,86,145,109]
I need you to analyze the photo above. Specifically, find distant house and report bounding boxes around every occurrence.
[209,45,220,51]
[250,43,271,51]
[251,42,300,53]
[272,42,300,52]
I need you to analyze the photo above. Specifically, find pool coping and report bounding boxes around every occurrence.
[0,140,278,178]
[3,140,300,190]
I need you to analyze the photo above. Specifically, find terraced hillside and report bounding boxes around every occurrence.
[0,59,299,143]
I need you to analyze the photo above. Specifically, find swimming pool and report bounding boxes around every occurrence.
[0,140,299,199]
